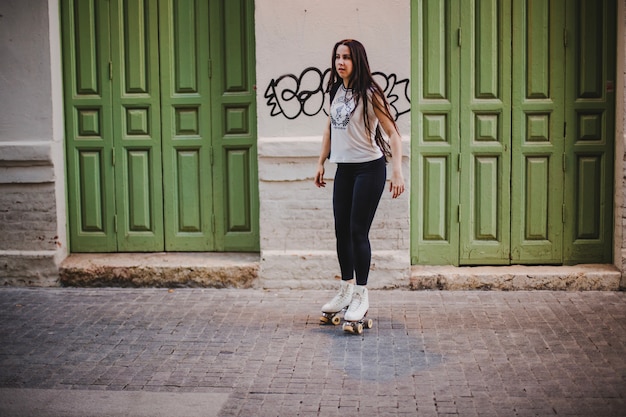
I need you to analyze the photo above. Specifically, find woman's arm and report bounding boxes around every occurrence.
[314,116,332,188]
[373,96,405,199]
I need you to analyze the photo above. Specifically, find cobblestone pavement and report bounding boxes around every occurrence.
[0,288,624,417]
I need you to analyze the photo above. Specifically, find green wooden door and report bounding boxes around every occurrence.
[63,0,120,252]
[411,0,461,264]
[62,0,259,253]
[210,0,260,252]
[510,0,566,264]
[563,0,616,263]
[411,0,615,266]
[111,0,164,252]
[159,0,214,251]
[459,0,512,264]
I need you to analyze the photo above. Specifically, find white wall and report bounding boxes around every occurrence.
[255,0,412,288]
[256,0,411,138]
[0,0,65,285]
[0,0,56,183]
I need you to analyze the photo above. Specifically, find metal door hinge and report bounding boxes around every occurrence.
[457,154,461,172]
[457,28,462,47]
[457,205,461,223]
[109,62,113,80]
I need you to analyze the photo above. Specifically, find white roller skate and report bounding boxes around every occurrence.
[343,285,373,335]
[320,280,354,325]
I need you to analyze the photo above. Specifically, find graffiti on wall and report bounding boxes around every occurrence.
[264,67,410,121]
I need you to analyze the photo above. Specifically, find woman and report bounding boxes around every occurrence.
[314,39,405,332]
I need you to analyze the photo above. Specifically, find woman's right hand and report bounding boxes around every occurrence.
[316,118,331,188]
[314,164,326,188]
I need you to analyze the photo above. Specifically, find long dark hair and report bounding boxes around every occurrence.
[327,39,397,158]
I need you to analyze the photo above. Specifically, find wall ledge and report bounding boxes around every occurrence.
[0,142,56,183]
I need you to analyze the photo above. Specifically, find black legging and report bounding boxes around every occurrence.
[333,156,386,286]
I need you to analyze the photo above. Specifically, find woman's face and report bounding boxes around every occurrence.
[335,44,353,85]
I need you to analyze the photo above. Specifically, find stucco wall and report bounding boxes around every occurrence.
[0,0,623,288]
[0,0,65,285]
[0,0,53,141]
[255,0,412,288]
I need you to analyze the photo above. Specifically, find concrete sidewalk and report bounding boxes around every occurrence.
[0,288,624,416]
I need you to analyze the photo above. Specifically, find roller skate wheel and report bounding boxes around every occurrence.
[320,316,329,324]
[365,318,373,329]
[331,315,341,325]
[356,323,364,334]
[342,322,353,333]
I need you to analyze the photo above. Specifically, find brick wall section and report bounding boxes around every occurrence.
[258,138,411,289]
[0,254,59,286]
[260,179,335,252]
[0,184,58,252]
[260,179,409,253]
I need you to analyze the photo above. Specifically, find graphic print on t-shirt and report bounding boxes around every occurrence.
[331,88,355,130]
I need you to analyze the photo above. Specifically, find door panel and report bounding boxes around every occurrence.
[563,0,615,263]
[510,0,565,263]
[126,150,152,231]
[63,0,116,252]
[459,0,512,264]
[79,151,106,232]
[110,0,164,251]
[177,151,202,230]
[225,150,252,232]
[211,0,259,251]
[159,0,214,250]
[423,157,448,241]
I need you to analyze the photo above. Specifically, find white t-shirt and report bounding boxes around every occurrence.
[329,85,383,163]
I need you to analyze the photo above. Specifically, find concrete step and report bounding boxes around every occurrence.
[411,264,622,291]
[59,253,621,290]
[60,252,259,288]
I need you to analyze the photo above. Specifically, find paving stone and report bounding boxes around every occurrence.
[0,288,624,416]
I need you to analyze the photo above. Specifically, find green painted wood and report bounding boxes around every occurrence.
[410,0,615,266]
[459,0,512,265]
[563,0,616,263]
[210,0,259,251]
[423,157,448,241]
[524,157,550,239]
[79,151,105,231]
[64,0,259,253]
[62,0,117,252]
[510,0,565,263]
[411,0,461,265]
[226,150,252,232]
[111,0,164,251]
[177,151,202,231]
[127,151,152,231]
[159,0,214,250]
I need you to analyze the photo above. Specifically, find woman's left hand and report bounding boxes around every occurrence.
[389,172,405,199]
